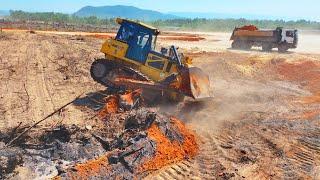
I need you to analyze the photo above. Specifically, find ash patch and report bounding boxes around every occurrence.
[0,125,107,179]
[0,143,23,179]
[0,107,192,179]
[60,108,189,179]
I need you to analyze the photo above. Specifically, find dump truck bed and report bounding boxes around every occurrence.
[233,30,274,37]
[231,28,280,43]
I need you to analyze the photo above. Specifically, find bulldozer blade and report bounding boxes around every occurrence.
[112,68,212,101]
[179,67,212,100]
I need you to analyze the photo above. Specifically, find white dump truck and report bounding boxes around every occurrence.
[230,25,298,52]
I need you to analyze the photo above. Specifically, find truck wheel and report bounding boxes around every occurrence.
[278,45,289,53]
[232,41,241,49]
[241,42,252,50]
[262,44,272,52]
[238,41,251,50]
[232,40,251,50]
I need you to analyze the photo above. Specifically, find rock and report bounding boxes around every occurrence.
[0,147,23,178]
[0,142,5,148]
[124,110,156,130]
[85,125,92,130]
[22,157,59,179]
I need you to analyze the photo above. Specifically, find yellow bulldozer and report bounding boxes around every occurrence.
[90,18,211,103]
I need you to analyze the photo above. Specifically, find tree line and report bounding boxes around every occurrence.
[150,18,320,31]
[8,10,320,32]
[8,10,116,27]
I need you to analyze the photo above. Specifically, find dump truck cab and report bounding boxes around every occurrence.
[280,28,298,48]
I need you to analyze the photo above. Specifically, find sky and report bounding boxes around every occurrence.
[0,0,319,21]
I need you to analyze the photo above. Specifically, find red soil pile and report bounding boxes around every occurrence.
[98,96,119,118]
[172,117,199,157]
[57,114,198,179]
[87,34,114,39]
[71,155,110,178]
[303,93,320,104]
[302,110,320,119]
[98,89,142,118]
[277,61,320,94]
[119,89,142,107]
[140,117,198,171]
[159,35,205,42]
[239,25,258,31]
[277,60,320,119]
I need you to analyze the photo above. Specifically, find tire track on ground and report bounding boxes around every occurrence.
[146,132,237,179]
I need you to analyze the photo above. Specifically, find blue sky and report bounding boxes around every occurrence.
[1,0,319,21]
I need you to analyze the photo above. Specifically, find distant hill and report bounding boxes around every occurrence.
[74,5,179,21]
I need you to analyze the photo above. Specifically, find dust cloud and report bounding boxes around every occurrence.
[166,53,311,132]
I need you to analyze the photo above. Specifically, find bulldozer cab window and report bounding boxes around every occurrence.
[151,35,157,50]
[148,59,165,70]
[116,25,134,42]
[126,30,152,63]
[137,34,150,48]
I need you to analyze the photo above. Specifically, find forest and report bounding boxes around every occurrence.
[7,10,320,31]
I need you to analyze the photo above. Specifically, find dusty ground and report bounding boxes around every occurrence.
[0,30,319,179]
[152,52,320,179]
[158,30,320,54]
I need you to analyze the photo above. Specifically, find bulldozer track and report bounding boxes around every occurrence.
[90,59,152,89]
[90,59,169,104]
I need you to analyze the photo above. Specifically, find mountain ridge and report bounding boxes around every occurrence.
[74,5,179,21]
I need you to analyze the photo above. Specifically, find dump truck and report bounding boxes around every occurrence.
[230,25,298,52]
[90,18,212,103]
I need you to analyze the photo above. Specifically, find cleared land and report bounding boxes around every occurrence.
[0,30,319,179]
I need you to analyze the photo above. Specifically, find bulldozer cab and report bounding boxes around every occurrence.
[115,18,159,64]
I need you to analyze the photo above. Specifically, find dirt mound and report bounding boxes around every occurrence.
[141,117,198,171]
[238,25,259,31]
[59,109,197,179]
[0,124,107,179]
[0,90,198,179]
[276,60,320,119]
[277,60,320,94]
[159,35,205,42]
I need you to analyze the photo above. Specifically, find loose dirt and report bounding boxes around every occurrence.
[151,50,320,179]
[0,31,319,179]
[1,28,207,42]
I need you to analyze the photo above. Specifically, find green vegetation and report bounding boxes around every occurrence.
[8,10,320,32]
[9,10,116,26]
[150,18,320,31]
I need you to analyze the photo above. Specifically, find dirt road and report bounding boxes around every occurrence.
[0,32,105,129]
[158,30,320,54]
[3,28,319,54]
[0,31,319,179]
